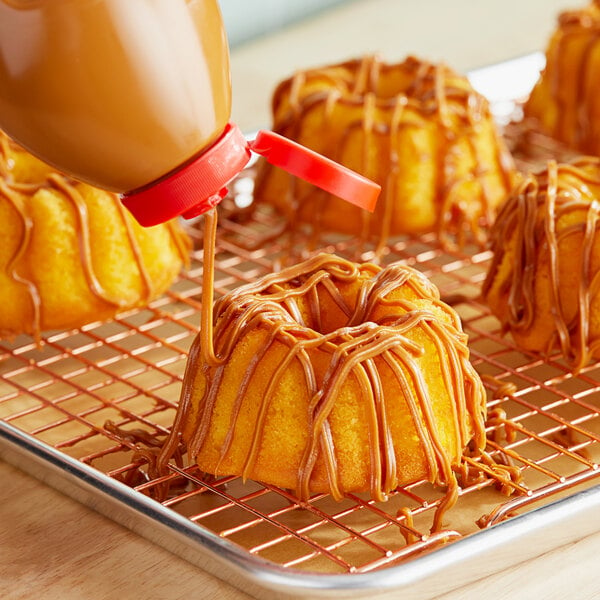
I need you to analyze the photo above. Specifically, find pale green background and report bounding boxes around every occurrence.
[221,0,348,47]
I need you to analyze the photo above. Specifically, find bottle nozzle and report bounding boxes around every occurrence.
[121,123,380,227]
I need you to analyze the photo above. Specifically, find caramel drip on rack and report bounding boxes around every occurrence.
[480,374,518,400]
[483,157,600,370]
[397,507,419,545]
[162,249,487,531]
[259,55,514,250]
[0,136,189,338]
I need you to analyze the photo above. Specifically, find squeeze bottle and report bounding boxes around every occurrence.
[0,0,379,226]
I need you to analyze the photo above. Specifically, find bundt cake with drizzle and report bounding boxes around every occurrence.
[483,157,600,371]
[0,132,190,339]
[524,0,600,156]
[253,55,516,249]
[162,253,487,526]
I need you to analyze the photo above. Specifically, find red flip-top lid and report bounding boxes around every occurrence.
[121,123,380,227]
[249,130,380,213]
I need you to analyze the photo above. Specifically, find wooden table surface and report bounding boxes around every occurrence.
[2,1,599,599]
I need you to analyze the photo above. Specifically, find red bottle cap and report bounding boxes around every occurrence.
[121,123,380,227]
[121,123,251,227]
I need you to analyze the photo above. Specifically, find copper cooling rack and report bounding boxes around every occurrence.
[3,56,600,599]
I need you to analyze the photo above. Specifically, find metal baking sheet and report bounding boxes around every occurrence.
[3,52,600,599]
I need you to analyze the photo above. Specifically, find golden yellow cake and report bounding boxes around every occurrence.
[172,253,486,503]
[254,55,516,248]
[483,157,600,371]
[524,1,600,155]
[0,133,191,339]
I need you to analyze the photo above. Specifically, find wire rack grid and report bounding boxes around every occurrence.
[3,77,600,594]
[3,159,600,589]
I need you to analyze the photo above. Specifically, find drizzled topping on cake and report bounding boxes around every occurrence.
[483,157,600,370]
[0,133,190,339]
[255,55,515,250]
[525,1,600,154]
[160,252,488,529]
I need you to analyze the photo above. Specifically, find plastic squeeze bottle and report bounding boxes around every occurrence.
[0,0,379,226]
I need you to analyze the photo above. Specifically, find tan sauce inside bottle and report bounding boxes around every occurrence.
[0,0,231,192]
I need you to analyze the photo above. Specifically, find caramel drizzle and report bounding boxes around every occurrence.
[396,507,419,545]
[526,1,600,153]
[483,157,600,370]
[257,55,514,250]
[163,247,487,533]
[199,207,219,366]
[0,180,41,337]
[0,137,190,338]
[480,374,518,401]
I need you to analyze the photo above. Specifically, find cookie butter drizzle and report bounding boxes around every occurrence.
[482,158,600,371]
[0,137,189,338]
[256,55,514,250]
[525,1,600,153]
[160,247,489,531]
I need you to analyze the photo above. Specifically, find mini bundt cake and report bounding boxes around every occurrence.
[483,157,600,371]
[524,1,600,155]
[170,253,487,504]
[254,55,516,248]
[0,132,191,339]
